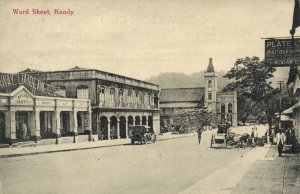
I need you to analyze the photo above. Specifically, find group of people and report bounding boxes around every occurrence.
[274,128,298,156]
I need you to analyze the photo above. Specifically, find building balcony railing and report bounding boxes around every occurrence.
[98,101,158,109]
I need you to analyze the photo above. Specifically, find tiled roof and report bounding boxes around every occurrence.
[160,87,205,102]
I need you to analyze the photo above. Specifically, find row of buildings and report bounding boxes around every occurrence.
[0,58,237,145]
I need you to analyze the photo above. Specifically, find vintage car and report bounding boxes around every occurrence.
[211,123,232,148]
[129,125,156,145]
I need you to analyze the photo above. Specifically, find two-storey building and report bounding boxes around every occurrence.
[27,67,160,140]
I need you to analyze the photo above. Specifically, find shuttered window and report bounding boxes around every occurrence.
[77,86,89,99]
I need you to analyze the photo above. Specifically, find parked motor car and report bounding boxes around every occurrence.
[129,125,156,145]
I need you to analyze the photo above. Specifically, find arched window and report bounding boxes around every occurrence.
[110,88,115,104]
[77,85,89,99]
[128,90,132,103]
[144,93,148,105]
[208,80,212,87]
[148,93,151,105]
[228,103,233,113]
[221,103,226,114]
[208,92,212,100]
[119,89,124,103]
[139,93,144,105]
[135,92,139,104]
[99,86,105,103]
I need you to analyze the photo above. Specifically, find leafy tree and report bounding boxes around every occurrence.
[223,57,277,131]
[173,107,215,133]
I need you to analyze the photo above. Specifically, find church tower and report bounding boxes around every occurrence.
[204,58,217,114]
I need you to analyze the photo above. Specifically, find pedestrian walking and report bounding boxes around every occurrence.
[274,129,286,157]
[251,127,258,145]
[197,128,203,144]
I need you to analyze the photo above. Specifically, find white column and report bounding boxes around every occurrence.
[152,112,160,134]
[29,110,41,141]
[47,112,52,132]
[52,111,61,138]
[81,112,85,133]
[117,119,120,139]
[146,117,148,126]
[125,117,128,139]
[107,121,111,140]
[133,118,136,126]
[70,111,78,142]
[5,111,16,144]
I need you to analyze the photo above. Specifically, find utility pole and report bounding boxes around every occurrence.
[278,81,284,129]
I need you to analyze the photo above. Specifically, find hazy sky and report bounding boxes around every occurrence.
[0,0,297,81]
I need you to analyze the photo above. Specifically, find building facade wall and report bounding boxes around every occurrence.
[29,69,160,139]
[0,86,91,144]
[216,92,238,126]
[293,107,300,142]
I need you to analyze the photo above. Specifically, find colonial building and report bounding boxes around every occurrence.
[160,58,237,128]
[160,87,205,126]
[0,73,91,145]
[27,67,160,140]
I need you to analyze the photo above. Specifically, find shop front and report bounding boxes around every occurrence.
[0,85,91,145]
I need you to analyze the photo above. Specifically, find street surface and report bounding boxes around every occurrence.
[0,125,267,194]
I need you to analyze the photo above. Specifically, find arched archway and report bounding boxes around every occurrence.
[128,116,134,136]
[119,116,126,139]
[110,116,118,139]
[0,112,5,144]
[135,116,140,125]
[128,116,134,126]
[148,116,153,128]
[142,116,147,125]
[100,116,108,140]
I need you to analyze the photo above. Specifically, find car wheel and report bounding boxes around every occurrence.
[153,135,156,143]
[131,139,135,145]
[144,138,148,144]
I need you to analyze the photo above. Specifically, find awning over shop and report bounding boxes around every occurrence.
[282,106,294,115]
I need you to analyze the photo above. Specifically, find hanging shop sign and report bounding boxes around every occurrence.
[265,38,300,67]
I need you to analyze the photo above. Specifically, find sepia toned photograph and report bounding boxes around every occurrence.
[0,0,299,193]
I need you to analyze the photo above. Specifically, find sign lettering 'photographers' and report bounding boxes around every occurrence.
[265,38,300,67]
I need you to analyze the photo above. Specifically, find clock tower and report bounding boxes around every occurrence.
[204,58,217,114]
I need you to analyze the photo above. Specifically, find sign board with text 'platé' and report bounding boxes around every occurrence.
[265,38,300,67]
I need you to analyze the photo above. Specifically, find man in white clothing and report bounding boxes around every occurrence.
[274,129,286,157]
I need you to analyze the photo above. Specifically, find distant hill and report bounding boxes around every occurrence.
[145,67,290,93]
[145,70,232,90]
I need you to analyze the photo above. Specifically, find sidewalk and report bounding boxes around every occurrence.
[0,132,193,158]
[181,145,300,194]
[231,145,300,194]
